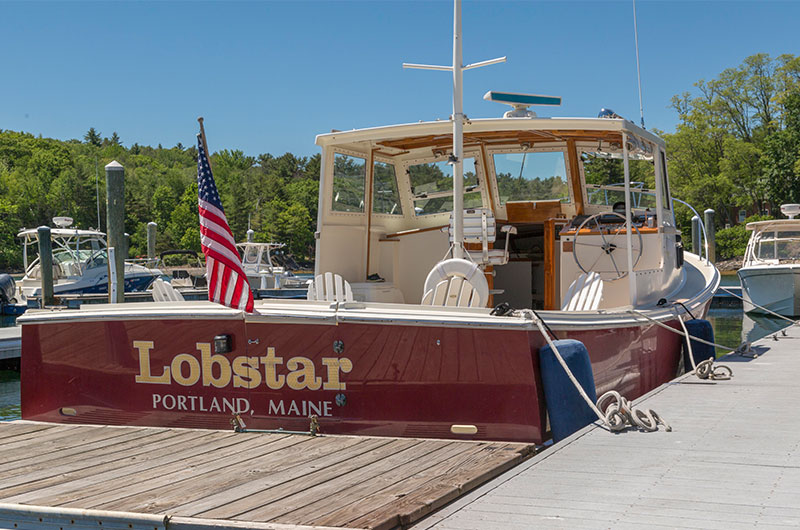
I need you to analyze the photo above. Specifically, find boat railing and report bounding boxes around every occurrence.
[585,183,711,262]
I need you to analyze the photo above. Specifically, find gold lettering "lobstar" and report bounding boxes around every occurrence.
[133,341,352,391]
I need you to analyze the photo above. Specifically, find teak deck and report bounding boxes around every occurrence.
[0,422,533,529]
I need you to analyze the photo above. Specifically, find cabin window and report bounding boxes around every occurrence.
[582,154,657,210]
[408,157,482,216]
[757,231,800,260]
[493,151,570,204]
[332,154,366,213]
[373,161,403,215]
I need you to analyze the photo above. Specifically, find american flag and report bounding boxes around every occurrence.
[197,132,254,312]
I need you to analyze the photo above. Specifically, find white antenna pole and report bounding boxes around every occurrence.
[403,0,505,261]
[452,0,465,259]
[633,0,645,129]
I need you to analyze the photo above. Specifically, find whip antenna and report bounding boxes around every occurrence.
[633,0,645,129]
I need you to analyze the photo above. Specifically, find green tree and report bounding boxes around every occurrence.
[84,128,102,147]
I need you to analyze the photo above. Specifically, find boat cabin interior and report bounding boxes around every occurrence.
[314,117,684,311]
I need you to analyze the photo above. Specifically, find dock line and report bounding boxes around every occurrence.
[627,308,733,380]
[522,310,671,434]
[719,286,800,326]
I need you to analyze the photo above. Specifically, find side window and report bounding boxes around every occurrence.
[332,154,366,213]
[373,161,403,215]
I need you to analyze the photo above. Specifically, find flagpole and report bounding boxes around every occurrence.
[197,116,212,171]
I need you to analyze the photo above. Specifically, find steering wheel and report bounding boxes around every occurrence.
[572,212,642,280]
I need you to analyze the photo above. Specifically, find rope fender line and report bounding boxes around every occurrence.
[627,307,734,381]
[517,309,671,435]
[674,309,733,381]
[719,287,800,326]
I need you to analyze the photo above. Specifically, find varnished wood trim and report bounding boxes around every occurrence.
[383,224,448,239]
[544,219,556,310]
[505,201,563,223]
[566,139,584,216]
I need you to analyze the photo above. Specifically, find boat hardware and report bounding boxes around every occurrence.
[231,413,320,436]
[213,334,233,354]
[333,340,344,353]
[247,338,260,345]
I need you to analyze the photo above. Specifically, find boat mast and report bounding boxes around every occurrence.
[452,0,464,258]
[403,0,505,260]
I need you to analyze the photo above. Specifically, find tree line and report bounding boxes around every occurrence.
[0,129,319,270]
[0,52,798,270]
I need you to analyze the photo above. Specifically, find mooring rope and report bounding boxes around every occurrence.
[673,309,733,381]
[516,309,671,434]
[719,287,800,326]
[628,308,733,380]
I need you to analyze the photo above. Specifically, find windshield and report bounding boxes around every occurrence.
[756,230,800,260]
[493,151,570,204]
[408,157,482,216]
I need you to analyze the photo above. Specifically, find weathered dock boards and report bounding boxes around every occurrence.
[0,326,21,361]
[413,323,800,529]
[0,422,532,530]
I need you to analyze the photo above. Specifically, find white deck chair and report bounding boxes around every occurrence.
[561,272,603,311]
[151,278,185,302]
[421,258,490,308]
[449,208,517,267]
[306,272,353,303]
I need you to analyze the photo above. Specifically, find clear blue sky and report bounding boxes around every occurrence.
[1,1,797,158]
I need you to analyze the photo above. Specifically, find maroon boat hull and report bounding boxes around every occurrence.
[21,315,687,443]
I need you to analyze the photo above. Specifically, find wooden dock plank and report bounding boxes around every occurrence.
[319,442,532,530]
[29,431,302,507]
[0,429,222,501]
[411,323,800,529]
[88,433,366,514]
[181,437,411,519]
[237,440,471,524]
[0,421,532,529]
[0,425,172,476]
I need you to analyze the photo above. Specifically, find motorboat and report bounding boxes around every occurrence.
[16,218,162,302]
[237,240,309,292]
[18,4,718,444]
[738,204,800,316]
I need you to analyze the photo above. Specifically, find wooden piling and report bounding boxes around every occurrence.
[105,161,125,303]
[37,226,55,307]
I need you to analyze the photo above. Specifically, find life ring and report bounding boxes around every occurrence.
[423,258,489,305]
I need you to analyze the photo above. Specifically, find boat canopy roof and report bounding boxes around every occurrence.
[17,227,106,242]
[745,219,800,231]
[315,116,664,158]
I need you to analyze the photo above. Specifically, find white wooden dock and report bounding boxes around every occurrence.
[0,422,532,529]
[413,322,800,529]
[0,326,20,361]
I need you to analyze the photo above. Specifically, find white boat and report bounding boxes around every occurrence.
[738,204,800,316]
[236,240,307,290]
[16,218,162,301]
[17,2,719,443]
